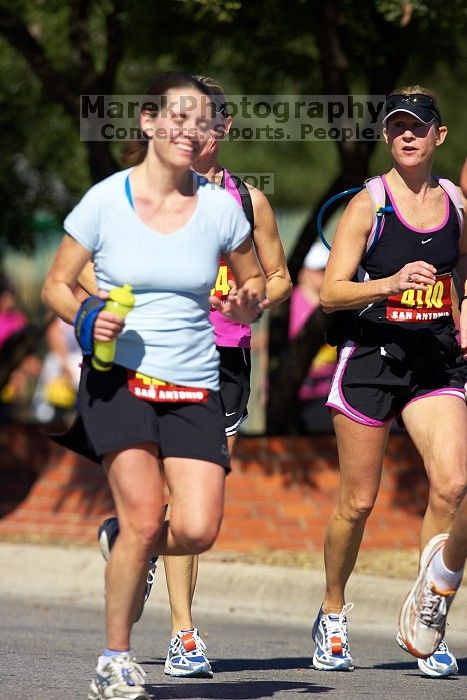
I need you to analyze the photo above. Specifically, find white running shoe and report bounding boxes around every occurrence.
[98,517,120,561]
[87,652,148,699]
[164,628,213,678]
[399,533,459,660]
[97,516,158,622]
[417,641,458,677]
[396,632,458,678]
[312,603,355,671]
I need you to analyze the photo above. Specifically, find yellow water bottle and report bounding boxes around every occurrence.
[92,284,135,371]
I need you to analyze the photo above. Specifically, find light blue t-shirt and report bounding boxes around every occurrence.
[64,168,251,389]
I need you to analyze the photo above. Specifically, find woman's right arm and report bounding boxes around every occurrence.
[320,189,437,313]
[42,236,125,342]
[78,261,99,296]
[41,234,93,323]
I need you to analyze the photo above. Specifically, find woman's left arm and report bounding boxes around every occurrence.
[213,237,267,324]
[247,185,292,307]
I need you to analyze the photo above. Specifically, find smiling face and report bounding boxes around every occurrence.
[193,106,232,167]
[383,114,447,169]
[141,86,215,170]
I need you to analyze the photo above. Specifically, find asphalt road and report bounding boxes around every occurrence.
[1,596,465,700]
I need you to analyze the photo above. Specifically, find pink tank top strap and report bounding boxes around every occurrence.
[223,169,243,206]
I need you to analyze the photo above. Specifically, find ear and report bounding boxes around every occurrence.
[435,125,448,146]
[222,115,233,137]
[382,126,389,145]
[140,110,155,139]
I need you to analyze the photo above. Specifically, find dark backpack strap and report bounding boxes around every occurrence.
[220,171,255,234]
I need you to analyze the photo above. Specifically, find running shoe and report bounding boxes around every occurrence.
[164,627,213,678]
[87,652,148,699]
[97,516,158,621]
[98,517,120,561]
[312,603,355,671]
[399,533,459,661]
[396,632,458,677]
[417,641,458,677]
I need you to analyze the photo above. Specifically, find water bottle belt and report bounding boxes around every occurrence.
[127,370,209,403]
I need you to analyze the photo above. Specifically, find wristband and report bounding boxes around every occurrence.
[73,295,106,355]
[458,295,467,312]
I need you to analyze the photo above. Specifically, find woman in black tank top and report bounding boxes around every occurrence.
[311,87,467,677]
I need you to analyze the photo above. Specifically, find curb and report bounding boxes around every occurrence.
[1,543,465,632]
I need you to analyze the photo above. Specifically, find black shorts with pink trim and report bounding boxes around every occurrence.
[327,340,467,426]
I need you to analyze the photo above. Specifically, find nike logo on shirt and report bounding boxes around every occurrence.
[421,238,432,244]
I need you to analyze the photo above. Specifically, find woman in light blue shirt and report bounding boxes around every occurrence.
[41,72,266,700]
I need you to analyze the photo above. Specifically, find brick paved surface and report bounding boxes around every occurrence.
[0,424,427,550]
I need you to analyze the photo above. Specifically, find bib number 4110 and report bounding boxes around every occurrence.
[386,273,452,322]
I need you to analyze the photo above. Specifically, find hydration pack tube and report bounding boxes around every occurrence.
[317,174,463,264]
[317,186,361,251]
[317,178,394,264]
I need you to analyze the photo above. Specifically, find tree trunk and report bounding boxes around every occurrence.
[265,151,372,435]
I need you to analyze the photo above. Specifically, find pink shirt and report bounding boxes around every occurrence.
[0,310,27,349]
[288,287,336,400]
[209,169,252,348]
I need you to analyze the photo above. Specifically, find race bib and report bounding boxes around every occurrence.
[210,259,234,301]
[386,273,452,323]
[127,371,208,403]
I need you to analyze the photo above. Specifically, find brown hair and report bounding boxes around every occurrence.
[195,75,225,96]
[121,72,213,167]
[195,75,229,116]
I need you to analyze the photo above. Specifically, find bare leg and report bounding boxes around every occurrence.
[156,457,225,555]
[163,540,199,635]
[401,396,467,552]
[163,433,236,636]
[104,447,225,651]
[104,444,166,651]
[442,493,467,572]
[323,412,389,613]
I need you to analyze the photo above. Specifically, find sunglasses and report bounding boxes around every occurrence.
[214,101,228,117]
[384,93,441,123]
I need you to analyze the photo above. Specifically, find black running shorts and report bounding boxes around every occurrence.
[52,361,230,471]
[327,340,467,426]
[218,347,251,436]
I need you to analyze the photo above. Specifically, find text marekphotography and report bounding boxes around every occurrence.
[80,94,386,142]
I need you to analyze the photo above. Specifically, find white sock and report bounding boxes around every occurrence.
[430,549,464,591]
[97,650,130,670]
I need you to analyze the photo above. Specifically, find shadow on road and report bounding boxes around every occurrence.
[373,655,466,677]
[145,680,331,698]
[143,655,315,674]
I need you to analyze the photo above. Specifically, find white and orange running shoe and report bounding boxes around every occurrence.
[398,533,459,676]
[312,603,355,671]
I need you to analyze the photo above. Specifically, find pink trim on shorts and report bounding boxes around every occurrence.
[382,175,449,234]
[326,341,387,427]
[402,387,466,411]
